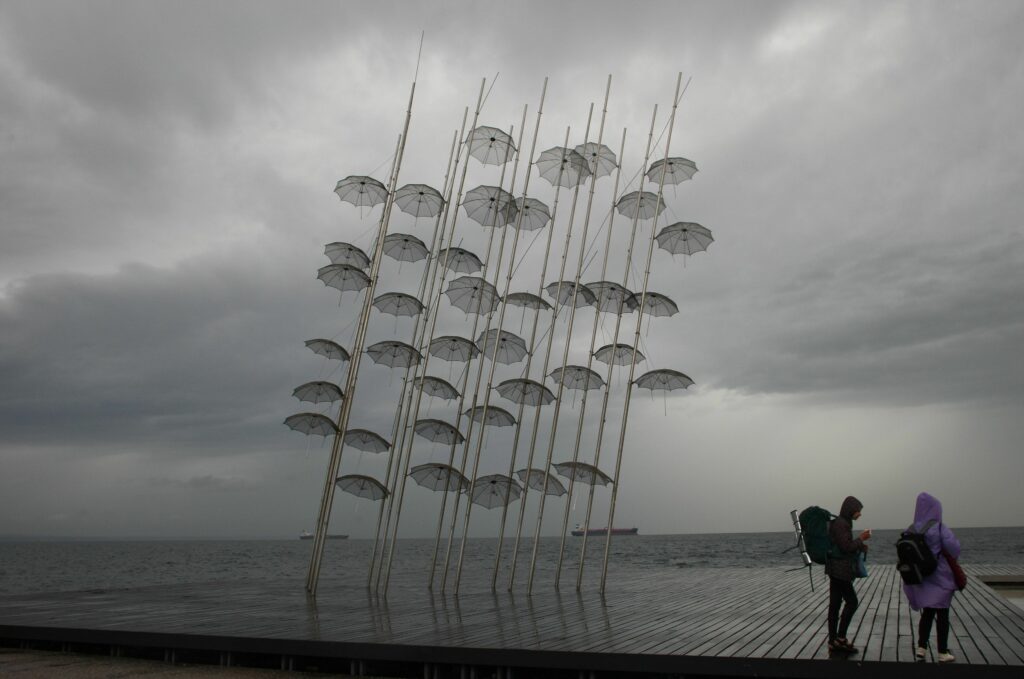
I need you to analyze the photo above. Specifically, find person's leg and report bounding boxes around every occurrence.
[936,608,950,653]
[918,608,936,648]
[837,580,859,641]
[827,578,843,642]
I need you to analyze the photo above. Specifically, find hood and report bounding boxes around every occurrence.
[839,496,863,521]
[914,491,943,526]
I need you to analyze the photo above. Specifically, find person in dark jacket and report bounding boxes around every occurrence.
[825,496,871,654]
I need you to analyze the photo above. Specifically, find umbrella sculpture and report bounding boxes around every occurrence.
[284,412,338,437]
[373,292,425,318]
[393,183,445,218]
[466,125,517,166]
[476,328,529,365]
[467,474,522,509]
[317,264,370,294]
[462,185,518,227]
[463,405,517,428]
[553,461,613,487]
[574,142,617,179]
[645,157,698,185]
[504,292,552,311]
[633,369,695,392]
[414,418,466,445]
[445,276,501,315]
[334,175,388,208]
[655,222,714,256]
[304,339,350,362]
[324,242,370,269]
[593,343,645,366]
[335,474,389,501]
[544,281,596,308]
[513,197,552,231]
[344,428,391,453]
[615,191,665,220]
[381,233,429,263]
[292,381,344,404]
[515,468,567,497]
[632,291,679,317]
[409,463,469,492]
[437,247,484,274]
[366,340,422,369]
[494,378,555,406]
[549,365,605,391]
[586,281,637,314]
[428,335,481,362]
[420,376,460,401]
[535,146,591,188]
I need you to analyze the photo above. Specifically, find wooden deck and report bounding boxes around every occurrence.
[1,563,1023,678]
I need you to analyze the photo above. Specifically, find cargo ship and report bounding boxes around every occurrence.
[570,525,639,537]
[299,531,348,540]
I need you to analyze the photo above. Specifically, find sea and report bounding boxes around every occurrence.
[2,528,1023,602]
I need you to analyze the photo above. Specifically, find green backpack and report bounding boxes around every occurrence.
[798,506,841,565]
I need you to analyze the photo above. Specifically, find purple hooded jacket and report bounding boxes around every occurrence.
[902,492,961,610]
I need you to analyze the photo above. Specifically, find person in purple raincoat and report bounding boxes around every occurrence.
[903,492,961,663]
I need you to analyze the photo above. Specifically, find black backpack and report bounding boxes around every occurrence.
[896,519,938,584]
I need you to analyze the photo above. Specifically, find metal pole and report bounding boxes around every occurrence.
[524,105,596,595]
[307,76,418,596]
[600,73,685,593]
[569,128,627,590]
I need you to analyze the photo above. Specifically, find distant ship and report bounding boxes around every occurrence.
[299,531,348,540]
[570,525,639,537]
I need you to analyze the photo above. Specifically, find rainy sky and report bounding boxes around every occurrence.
[2,0,1023,540]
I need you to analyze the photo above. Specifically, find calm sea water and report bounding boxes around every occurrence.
[1,528,1022,596]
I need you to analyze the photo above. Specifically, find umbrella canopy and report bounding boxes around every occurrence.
[381,233,429,263]
[634,369,695,392]
[535,146,591,187]
[549,365,605,391]
[515,468,568,497]
[463,405,517,427]
[586,281,638,314]
[344,428,391,453]
[334,175,388,208]
[594,343,645,366]
[495,378,555,406]
[466,125,517,165]
[394,183,445,218]
[504,292,552,311]
[304,339,350,362]
[409,463,469,492]
[284,412,338,437]
[366,340,422,369]
[477,328,529,364]
[553,461,613,487]
[574,142,618,179]
[632,291,679,317]
[373,292,425,318]
[445,276,501,315]
[415,418,465,445]
[544,281,597,308]
[335,474,388,501]
[656,222,714,256]
[420,376,460,401]
[467,474,522,509]
[513,197,551,231]
[463,185,518,227]
[646,157,698,185]
[317,264,370,294]
[292,381,344,404]
[615,191,665,220]
[437,247,483,274]
[324,242,370,269]
[428,335,481,363]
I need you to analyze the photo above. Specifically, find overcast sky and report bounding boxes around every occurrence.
[2,0,1022,542]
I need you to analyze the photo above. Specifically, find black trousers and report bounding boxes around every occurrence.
[918,607,950,652]
[828,577,858,641]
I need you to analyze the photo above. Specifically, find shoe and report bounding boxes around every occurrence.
[827,639,845,653]
[937,651,956,663]
[837,638,859,654]
[915,645,927,661]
